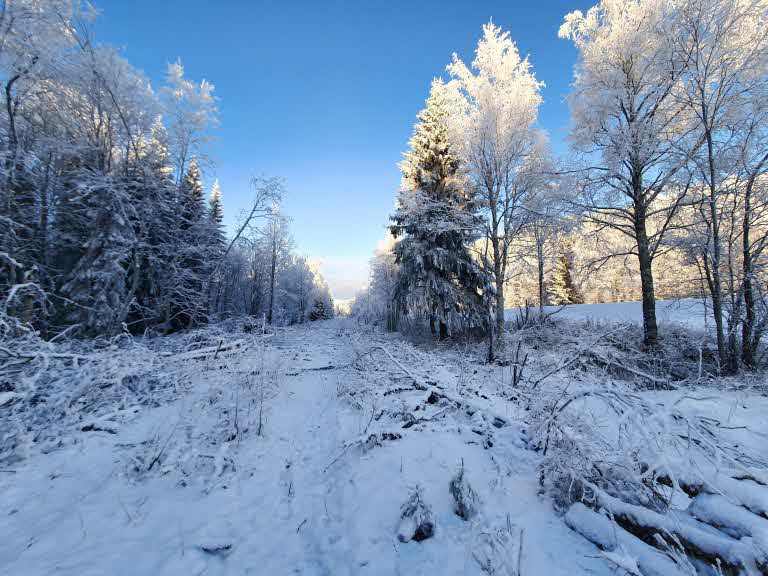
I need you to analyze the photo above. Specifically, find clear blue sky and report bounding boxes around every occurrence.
[94,0,592,300]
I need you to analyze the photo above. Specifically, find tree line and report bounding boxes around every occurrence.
[354,0,768,373]
[0,0,333,340]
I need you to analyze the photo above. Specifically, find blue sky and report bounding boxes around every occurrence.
[94,0,592,299]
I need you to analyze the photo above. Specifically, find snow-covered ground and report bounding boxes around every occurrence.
[506,298,708,331]
[1,305,766,575]
[0,321,596,575]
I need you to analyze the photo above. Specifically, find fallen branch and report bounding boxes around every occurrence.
[528,327,627,391]
[348,345,427,390]
[161,338,257,361]
[286,364,336,376]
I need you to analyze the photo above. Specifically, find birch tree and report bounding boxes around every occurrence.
[161,59,217,187]
[446,21,544,361]
[671,0,768,371]
[559,0,695,348]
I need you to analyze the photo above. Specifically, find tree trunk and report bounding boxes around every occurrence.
[487,306,495,363]
[741,170,762,369]
[495,275,505,359]
[702,119,729,372]
[707,212,727,372]
[2,76,21,294]
[439,321,448,341]
[634,202,658,348]
[537,241,546,316]
[268,230,276,324]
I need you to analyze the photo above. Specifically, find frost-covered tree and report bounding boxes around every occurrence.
[351,242,400,331]
[167,158,210,328]
[161,59,218,186]
[123,117,179,332]
[206,178,228,316]
[0,2,230,338]
[668,0,768,371]
[391,79,487,340]
[0,0,85,297]
[514,149,566,314]
[57,178,134,336]
[549,238,583,306]
[309,264,334,321]
[264,209,292,324]
[559,0,695,348]
[208,179,225,247]
[180,159,205,230]
[445,22,545,360]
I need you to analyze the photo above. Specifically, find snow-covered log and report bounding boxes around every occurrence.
[564,503,689,576]
[597,492,767,573]
[688,493,768,545]
[657,472,768,519]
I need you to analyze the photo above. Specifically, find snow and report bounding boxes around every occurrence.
[564,503,687,576]
[506,298,707,330]
[0,320,604,576]
[1,305,766,575]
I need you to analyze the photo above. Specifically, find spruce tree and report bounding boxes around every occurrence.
[549,238,582,306]
[172,157,208,328]
[56,172,134,336]
[206,178,227,316]
[390,79,487,339]
[180,158,205,231]
[124,117,179,332]
[207,179,226,251]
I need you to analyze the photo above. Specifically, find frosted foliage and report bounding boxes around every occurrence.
[161,59,218,177]
[559,0,686,170]
[391,78,488,335]
[445,22,543,171]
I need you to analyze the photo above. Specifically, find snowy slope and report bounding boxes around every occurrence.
[506,299,708,330]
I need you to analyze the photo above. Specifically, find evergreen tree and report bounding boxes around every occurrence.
[390,79,487,339]
[180,158,205,231]
[309,298,327,321]
[207,178,226,255]
[56,173,135,336]
[208,179,224,227]
[205,178,227,316]
[549,239,582,306]
[124,117,179,332]
[171,158,208,328]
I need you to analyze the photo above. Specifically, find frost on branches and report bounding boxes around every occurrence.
[0,1,333,341]
[445,21,545,360]
[391,79,488,339]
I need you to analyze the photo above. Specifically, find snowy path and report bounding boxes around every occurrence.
[0,320,606,576]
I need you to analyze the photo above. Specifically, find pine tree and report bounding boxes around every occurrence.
[549,239,582,306]
[390,79,487,339]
